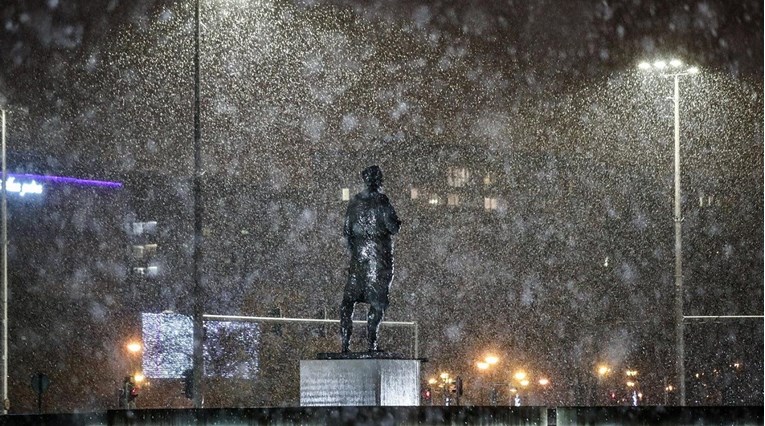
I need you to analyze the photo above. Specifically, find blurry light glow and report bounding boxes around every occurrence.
[440,372,450,380]
[626,370,638,377]
[669,59,683,67]
[520,379,530,387]
[597,365,611,376]
[485,355,499,365]
[538,378,550,386]
[428,378,437,385]
[638,62,651,70]
[687,66,699,74]
[133,373,145,383]
[514,371,527,381]
[627,381,636,387]
[476,361,489,370]
[127,342,142,353]
[653,60,667,69]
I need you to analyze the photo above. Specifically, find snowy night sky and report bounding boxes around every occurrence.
[0,0,762,411]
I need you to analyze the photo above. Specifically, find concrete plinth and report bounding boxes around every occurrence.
[300,357,421,406]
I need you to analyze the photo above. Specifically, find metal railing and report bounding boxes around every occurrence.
[203,314,419,358]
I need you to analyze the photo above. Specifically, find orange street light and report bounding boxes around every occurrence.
[126,342,142,354]
[597,365,611,377]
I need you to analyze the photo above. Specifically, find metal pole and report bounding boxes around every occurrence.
[414,322,418,359]
[673,74,685,406]
[191,0,204,409]
[1,109,8,415]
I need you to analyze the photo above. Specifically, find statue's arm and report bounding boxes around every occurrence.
[382,196,401,235]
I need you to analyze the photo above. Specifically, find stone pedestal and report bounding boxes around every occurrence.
[300,356,421,406]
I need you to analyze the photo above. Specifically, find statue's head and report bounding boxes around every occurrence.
[362,165,383,190]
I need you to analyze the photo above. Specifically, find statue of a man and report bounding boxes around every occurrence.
[340,165,401,353]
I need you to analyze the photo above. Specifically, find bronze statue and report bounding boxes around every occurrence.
[340,165,401,353]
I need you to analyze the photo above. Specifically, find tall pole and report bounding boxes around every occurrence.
[672,74,686,406]
[1,109,7,415]
[191,0,204,409]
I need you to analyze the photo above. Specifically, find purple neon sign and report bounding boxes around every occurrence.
[8,174,123,188]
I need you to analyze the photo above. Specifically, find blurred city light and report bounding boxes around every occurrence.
[597,365,611,377]
[127,342,142,353]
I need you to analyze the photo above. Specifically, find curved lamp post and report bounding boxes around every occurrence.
[638,58,698,406]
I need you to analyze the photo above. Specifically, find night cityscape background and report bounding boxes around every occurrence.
[0,0,762,413]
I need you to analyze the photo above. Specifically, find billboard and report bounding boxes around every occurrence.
[141,312,260,379]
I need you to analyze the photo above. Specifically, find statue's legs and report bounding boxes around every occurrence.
[367,305,384,352]
[339,299,355,353]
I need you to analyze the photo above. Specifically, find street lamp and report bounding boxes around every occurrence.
[125,341,143,382]
[597,365,611,377]
[126,342,142,354]
[427,374,454,406]
[595,364,612,405]
[1,107,7,415]
[638,58,698,406]
[475,354,500,405]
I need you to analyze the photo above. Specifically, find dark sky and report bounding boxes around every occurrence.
[0,0,762,179]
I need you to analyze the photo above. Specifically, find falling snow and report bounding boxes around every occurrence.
[0,0,761,412]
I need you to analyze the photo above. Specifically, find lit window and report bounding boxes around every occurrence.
[144,244,158,256]
[483,173,493,185]
[484,197,498,211]
[341,188,350,201]
[133,267,146,276]
[447,194,459,206]
[143,221,158,234]
[429,195,440,205]
[447,167,470,187]
[410,188,419,199]
[132,245,145,259]
[131,221,158,236]
[146,266,159,276]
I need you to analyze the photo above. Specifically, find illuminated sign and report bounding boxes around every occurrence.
[9,173,122,188]
[141,312,261,379]
[2,176,43,196]
[0,173,123,197]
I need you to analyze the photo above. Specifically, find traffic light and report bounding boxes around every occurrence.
[128,376,138,402]
[182,369,193,399]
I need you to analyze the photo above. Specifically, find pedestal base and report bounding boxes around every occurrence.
[300,357,421,406]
